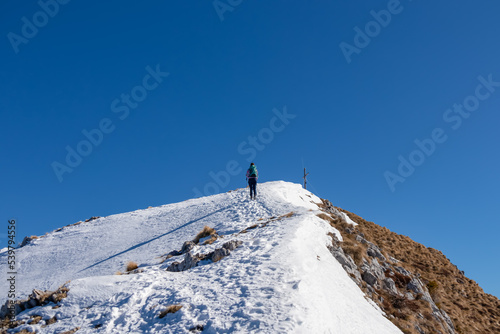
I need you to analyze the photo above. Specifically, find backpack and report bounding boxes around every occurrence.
[249,165,258,177]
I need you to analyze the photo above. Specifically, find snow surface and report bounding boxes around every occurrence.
[341,212,358,226]
[1,181,402,333]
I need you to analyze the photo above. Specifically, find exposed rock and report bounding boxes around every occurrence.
[356,235,368,244]
[367,244,386,261]
[362,271,378,287]
[388,256,399,263]
[167,240,243,272]
[405,292,415,300]
[189,324,205,332]
[432,308,455,334]
[366,285,376,297]
[166,252,202,272]
[165,241,196,259]
[30,289,45,306]
[360,259,386,288]
[211,247,230,262]
[415,324,425,334]
[329,245,354,270]
[327,244,361,284]
[394,266,411,277]
[181,241,196,254]
[345,227,355,234]
[407,278,424,295]
[209,240,242,262]
[44,315,57,326]
[367,259,386,281]
[222,240,243,251]
[19,236,38,248]
[440,310,456,334]
[321,201,465,334]
[383,278,398,295]
[319,199,345,221]
[0,285,69,319]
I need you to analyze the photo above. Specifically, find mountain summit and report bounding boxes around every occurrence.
[1,181,498,333]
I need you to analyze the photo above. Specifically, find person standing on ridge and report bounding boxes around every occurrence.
[246,163,258,199]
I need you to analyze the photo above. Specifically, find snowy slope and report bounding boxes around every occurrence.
[1,181,402,333]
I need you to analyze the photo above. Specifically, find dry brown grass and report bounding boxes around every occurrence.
[202,235,218,245]
[336,207,500,334]
[126,261,138,272]
[30,284,70,306]
[389,271,412,289]
[29,316,42,325]
[246,224,259,230]
[280,211,294,219]
[240,224,259,234]
[42,316,57,327]
[52,286,69,304]
[158,304,183,319]
[317,212,351,233]
[317,212,366,265]
[317,213,335,224]
[193,226,217,244]
[427,280,438,295]
[0,319,23,332]
[341,240,365,265]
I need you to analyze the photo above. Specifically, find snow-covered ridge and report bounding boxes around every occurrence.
[1,181,402,333]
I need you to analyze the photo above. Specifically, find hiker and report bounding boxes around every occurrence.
[246,163,258,199]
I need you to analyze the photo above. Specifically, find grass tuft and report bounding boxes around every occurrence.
[427,280,438,295]
[159,304,183,318]
[193,226,216,244]
[126,261,138,272]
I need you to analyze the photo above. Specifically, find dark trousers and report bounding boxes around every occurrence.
[248,178,257,198]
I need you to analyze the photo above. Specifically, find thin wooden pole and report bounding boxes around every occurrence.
[303,168,309,189]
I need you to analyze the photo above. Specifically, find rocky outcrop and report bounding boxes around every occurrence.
[167,252,203,272]
[327,234,361,282]
[167,240,243,272]
[319,199,346,222]
[320,202,458,334]
[164,241,196,259]
[19,236,39,247]
[0,284,69,320]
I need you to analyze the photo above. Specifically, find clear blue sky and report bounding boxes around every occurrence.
[2,1,499,297]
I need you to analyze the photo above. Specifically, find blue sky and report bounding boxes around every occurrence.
[2,1,499,297]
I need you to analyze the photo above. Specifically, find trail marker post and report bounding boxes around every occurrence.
[303,168,309,189]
